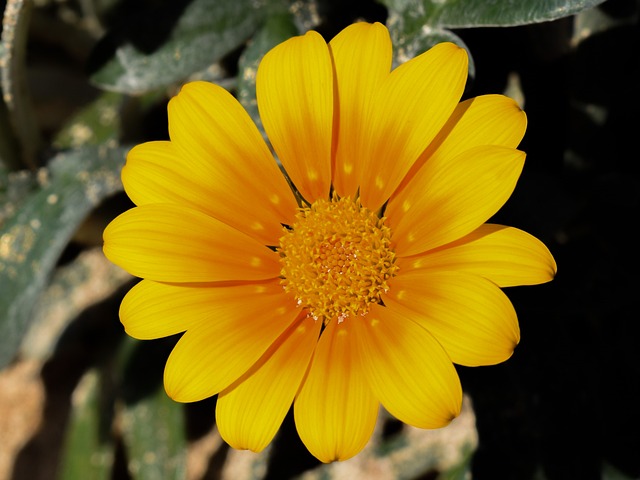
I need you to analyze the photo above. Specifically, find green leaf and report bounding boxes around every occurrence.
[602,462,637,480]
[58,369,115,480]
[119,339,187,480]
[0,145,126,368]
[0,167,37,225]
[387,22,475,77]
[53,91,124,150]
[89,0,287,94]
[0,96,21,175]
[1,0,41,170]
[380,0,608,28]
[436,443,475,480]
[120,393,186,480]
[20,247,132,362]
[237,12,299,131]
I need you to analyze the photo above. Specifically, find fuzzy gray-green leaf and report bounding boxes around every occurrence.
[119,338,187,480]
[381,0,608,28]
[58,370,114,480]
[1,0,41,170]
[0,146,126,368]
[90,0,287,94]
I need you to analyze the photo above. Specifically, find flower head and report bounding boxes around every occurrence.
[103,22,556,462]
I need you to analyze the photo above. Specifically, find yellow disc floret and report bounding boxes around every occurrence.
[279,194,398,324]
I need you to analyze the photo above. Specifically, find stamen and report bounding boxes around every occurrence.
[279,194,398,324]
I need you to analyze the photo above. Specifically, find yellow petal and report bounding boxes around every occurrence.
[103,204,280,282]
[359,42,468,210]
[399,224,557,287]
[395,94,527,195]
[329,21,392,197]
[119,279,299,341]
[257,30,333,203]
[156,81,296,245]
[387,145,526,257]
[163,282,298,402]
[384,271,520,366]
[216,313,321,452]
[351,305,462,428]
[120,280,210,339]
[294,320,378,462]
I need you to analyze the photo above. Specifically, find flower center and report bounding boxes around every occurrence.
[279,194,398,324]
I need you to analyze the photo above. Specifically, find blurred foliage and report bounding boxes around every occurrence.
[1,0,638,479]
[0,145,125,367]
[88,0,292,93]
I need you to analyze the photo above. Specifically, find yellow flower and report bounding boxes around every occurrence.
[103,22,556,462]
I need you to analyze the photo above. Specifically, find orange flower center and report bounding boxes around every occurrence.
[279,195,398,324]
